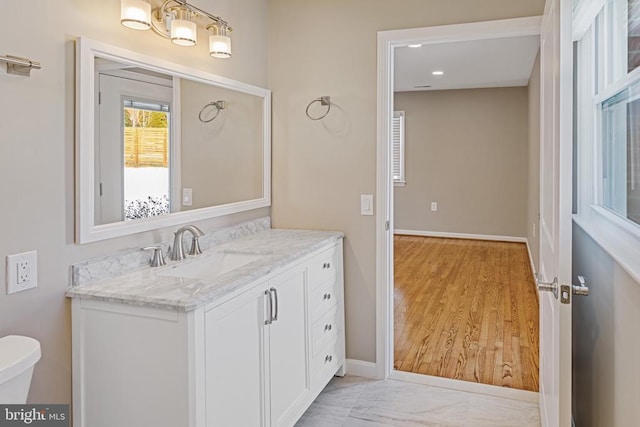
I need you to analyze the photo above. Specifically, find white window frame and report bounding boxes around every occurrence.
[392,110,406,186]
[574,0,640,283]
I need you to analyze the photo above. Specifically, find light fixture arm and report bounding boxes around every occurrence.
[150,0,232,39]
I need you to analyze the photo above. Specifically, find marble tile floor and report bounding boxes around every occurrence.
[296,375,541,427]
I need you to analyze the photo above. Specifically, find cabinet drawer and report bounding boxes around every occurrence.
[312,339,340,382]
[311,307,338,356]
[308,245,339,290]
[309,279,338,321]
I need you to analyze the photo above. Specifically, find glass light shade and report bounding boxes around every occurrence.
[121,0,151,30]
[171,19,197,46]
[209,34,232,58]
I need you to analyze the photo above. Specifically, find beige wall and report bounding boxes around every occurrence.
[180,79,264,209]
[269,0,546,362]
[528,52,541,270]
[572,224,640,426]
[393,88,529,237]
[0,0,268,404]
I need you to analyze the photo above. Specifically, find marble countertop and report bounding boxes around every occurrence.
[66,229,343,311]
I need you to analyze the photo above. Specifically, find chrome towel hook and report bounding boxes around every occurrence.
[305,96,331,120]
[199,100,226,123]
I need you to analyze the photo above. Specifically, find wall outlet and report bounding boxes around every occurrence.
[431,202,438,212]
[6,251,38,294]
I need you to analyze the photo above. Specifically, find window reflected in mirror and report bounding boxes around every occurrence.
[123,100,171,221]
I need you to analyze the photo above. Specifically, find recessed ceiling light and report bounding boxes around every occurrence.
[408,44,422,48]
[432,71,444,76]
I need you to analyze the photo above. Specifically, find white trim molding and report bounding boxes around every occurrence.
[394,229,528,243]
[390,370,539,403]
[376,16,542,383]
[345,359,377,379]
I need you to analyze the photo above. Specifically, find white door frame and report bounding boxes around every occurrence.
[375,16,543,381]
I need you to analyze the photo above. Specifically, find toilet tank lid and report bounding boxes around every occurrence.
[0,335,41,384]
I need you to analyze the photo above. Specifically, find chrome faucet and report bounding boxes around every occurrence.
[171,225,204,261]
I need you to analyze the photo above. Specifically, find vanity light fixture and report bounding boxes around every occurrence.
[432,70,444,76]
[408,44,423,48]
[121,0,151,30]
[120,0,233,57]
[170,6,197,46]
[208,23,231,58]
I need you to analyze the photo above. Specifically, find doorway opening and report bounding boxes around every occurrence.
[376,17,543,401]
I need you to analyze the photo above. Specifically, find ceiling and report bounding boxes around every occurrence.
[394,35,540,92]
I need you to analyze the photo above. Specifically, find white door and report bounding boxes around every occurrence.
[204,286,268,427]
[268,268,310,427]
[96,73,173,224]
[538,0,573,425]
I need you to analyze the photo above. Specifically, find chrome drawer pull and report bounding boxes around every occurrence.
[323,293,332,300]
[324,324,332,332]
[264,289,273,325]
[324,355,333,363]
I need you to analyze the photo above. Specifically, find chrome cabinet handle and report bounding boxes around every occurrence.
[324,355,333,363]
[322,262,332,269]
[270,287,279,322]
[265,289,273,325]
[323,293,332,300]
[324,324,332,332]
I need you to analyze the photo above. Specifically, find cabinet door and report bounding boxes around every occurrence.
[268,268,310,427]
[204,285,267,427]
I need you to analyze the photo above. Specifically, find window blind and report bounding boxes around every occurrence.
[392,111,405,182]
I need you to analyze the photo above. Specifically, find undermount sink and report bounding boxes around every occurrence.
[159,252,263,281]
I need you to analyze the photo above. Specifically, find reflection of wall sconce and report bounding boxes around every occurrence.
[121,0,233,58]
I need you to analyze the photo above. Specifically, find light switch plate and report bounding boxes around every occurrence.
[6,250,38,294]
[182,188,193,206]
[361,195,374,216]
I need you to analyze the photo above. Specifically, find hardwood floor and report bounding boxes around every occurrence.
[393,235,539,392]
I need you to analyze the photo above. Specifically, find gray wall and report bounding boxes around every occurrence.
[393,88,529,238]
[528,52,541,270]
[572,223,640,426]
[180,79,264,209]
[268,0,546,363]
[0,0,268,404]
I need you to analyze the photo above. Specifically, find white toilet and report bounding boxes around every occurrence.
[0,335,41,403]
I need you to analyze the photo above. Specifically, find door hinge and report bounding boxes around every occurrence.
[98,91,101,105]
[99,182,103,196]
[385,220,390,231]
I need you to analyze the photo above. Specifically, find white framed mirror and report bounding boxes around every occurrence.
[76,38,271,243]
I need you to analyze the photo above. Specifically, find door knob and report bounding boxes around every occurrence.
[535,273,558,299]
[536,273,590,303]
[573,276,590,296]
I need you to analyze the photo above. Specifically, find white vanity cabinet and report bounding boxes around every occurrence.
[71,239,345,427]
[205,266,309,427]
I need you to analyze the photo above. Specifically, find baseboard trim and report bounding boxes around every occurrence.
[525,239,540,302]
[394,229,527,243]
[345,359,377,379]
[389,370,539,403]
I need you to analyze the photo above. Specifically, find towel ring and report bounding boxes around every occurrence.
[199,100,226,123]
[305,96,331,120]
